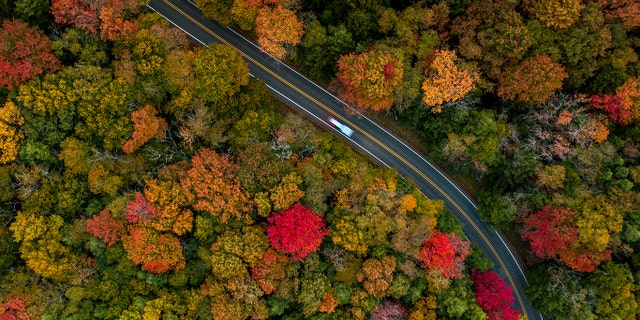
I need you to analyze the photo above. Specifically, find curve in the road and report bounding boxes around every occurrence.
[147,1,541,318]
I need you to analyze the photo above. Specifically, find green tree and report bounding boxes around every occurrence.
[526,263,594,319]
[437,278,487,320]
[587,261,638,319]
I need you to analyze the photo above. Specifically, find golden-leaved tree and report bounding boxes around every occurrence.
[255,5,304,59]
[0,101,24,164]
[525,0,584,29]
[422,50,475,113]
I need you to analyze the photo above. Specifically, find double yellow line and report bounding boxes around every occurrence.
[158,0,529,317]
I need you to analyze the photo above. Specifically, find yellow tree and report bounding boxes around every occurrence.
[269,172,304,211]
[255,5,304,58]
[144,179,194,236]
[422,50,474,113]
[525,0,584,29]
[336,50,404,111]
[0,101,24,164]
[10,211,74,281]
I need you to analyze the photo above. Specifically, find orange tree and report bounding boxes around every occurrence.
[422,50,475,113]
[255,5,304,59]
[498,54,567,104]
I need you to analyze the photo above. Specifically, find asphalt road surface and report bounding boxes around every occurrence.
[147,0,542,318]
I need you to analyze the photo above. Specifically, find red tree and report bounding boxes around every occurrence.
[590,94,630,125]
[51,0,141,41]
[266,203,328,261]
[419,231,470,279]
[369,300,409,320]
[125,192,157,224]
[0,20,60,90]
[521,206,579,260]
[520,206,610,272]
[471,270,521,320]
[0,298,32,320]
[86,209,126,247]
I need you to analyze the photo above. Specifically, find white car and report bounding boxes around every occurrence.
[327,117,354,137]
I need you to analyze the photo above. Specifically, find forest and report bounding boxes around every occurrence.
[0,0,639,319]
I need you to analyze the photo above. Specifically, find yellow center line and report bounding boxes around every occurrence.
[160,0,529,316]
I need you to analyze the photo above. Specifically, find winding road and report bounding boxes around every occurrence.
[147,0,541,318]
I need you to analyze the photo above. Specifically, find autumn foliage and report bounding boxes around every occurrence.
[498,55,567,104]
[122,105,168,154]
[180,148,251,224]
[255,5,304,58]
[525,0,584,29]
[357,256,397,298]
[521,206,579,260]
[521,206,612,272]
[0,20,60,91]
[0,298,32,320]
[125,192,157,224]
[369,300,409,320]
[266,203,328,261]
[122,226,185,274]
[251,248,289,294]
[51,0,141,41]
[85,209,126,247]
[592,77,640,125]
[422,50,475,112]
[471,270,521,320]
[0,101,25,164]
[143,179,194,236]
[337,50,404,111]
[419,231,471,279]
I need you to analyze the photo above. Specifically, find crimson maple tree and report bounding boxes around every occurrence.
[592,77,640,126]
[590,94,630,125]
[0,298,32,320]
[125,192,157,224]
[419,230,470,279]
[471,270,521,320]
[521,206,578,261]
[266,203,328,261]
[521,205,611,272]
[0,19,60,90]
[85,209,126,248]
